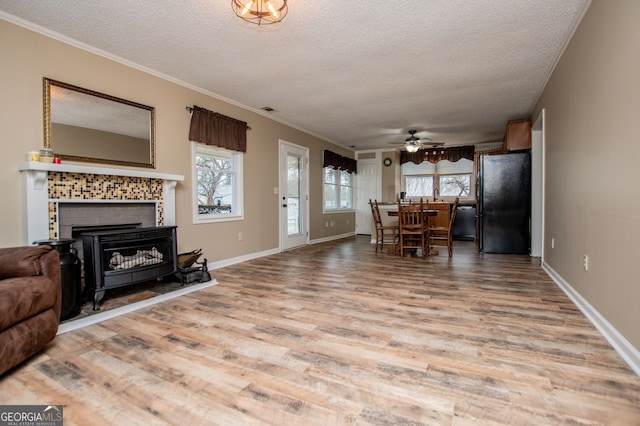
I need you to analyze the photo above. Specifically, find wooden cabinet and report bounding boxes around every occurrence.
[503,118,531,152]
[427,202,451,228]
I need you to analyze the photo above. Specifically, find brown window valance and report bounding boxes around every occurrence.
[188,105,249,152]
[400,145,475,165]
[323,150,357,174]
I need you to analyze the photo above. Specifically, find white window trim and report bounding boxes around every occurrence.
[192,142,244,224]
[323,167,355,213]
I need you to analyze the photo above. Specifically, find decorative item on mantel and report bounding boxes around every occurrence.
[39,147,54,163]
[27,151,40,162]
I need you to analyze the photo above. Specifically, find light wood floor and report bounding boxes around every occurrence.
[2,237,639,425]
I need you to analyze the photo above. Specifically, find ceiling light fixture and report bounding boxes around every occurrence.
[405,143,420,153]
[231,0,288,25]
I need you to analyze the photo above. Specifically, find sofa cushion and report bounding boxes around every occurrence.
[0,245,52,279]
[0,276,57,331]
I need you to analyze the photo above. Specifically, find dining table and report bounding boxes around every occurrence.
[387,208,439,256]
[387,209,438,218]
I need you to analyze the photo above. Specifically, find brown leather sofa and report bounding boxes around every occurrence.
[0,245,61,375]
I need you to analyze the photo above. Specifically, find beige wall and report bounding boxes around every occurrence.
[381,150,400,203]
[0,20,354,259]
[533,0,640,349]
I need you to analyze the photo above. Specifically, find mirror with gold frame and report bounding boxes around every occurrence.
[43,78,155,168]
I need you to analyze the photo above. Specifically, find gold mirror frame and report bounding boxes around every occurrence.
[43,78,155,168]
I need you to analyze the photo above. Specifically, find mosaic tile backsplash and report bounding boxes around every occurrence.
[47,172,164,238]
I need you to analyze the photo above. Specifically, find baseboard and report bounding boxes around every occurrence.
[57,280,218,334]
[309,232,355,245]
[207,233,354,268]
[208,247,281,270]
[543,262,640,376]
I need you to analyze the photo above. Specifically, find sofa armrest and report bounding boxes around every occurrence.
[39,249,63,320]
[0,246,56,279]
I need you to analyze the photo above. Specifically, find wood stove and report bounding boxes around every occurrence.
[82,226,177,310]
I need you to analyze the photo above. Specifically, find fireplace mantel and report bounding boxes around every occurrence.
[19,162,184,244]
[18,161,184,181]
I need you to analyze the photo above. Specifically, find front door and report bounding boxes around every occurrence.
[279,141,308,251]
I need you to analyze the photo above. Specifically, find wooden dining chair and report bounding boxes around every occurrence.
[397,198,429,258]
[369,199,399,253]
[429,197,459,257]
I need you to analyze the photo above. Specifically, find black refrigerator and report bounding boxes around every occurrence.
[478,151,531,254]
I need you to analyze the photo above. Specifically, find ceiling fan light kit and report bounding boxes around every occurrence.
[389,129,444,152]
[405,143,420,153]
[231,0,288,25]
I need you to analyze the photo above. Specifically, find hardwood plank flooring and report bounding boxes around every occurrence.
[1,236,639,425]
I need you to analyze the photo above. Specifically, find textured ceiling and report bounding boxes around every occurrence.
[0,0,590,151]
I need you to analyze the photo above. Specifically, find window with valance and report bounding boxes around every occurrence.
[322,150,357,174]
[322,150,356,212]
[401,146,476,200]
[188,105,249,152]
[399,145,475,165]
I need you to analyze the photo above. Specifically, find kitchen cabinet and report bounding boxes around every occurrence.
[503,118,531,152]
[427,202,451,228]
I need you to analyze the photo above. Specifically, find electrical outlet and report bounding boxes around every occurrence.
[551,238,555,249]
[331,221,335,227]
[325,221,329,227]
[583,255,588,271]
[238,232,243,241]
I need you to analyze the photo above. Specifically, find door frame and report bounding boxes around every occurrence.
[531,108,545,259]
[279,140,309,251]
[354,157,380,235]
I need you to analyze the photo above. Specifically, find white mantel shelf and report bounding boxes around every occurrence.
[18,161,184,182]
[19,162,184,245]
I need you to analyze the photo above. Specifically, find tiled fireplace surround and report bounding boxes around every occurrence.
[19,162,184,244]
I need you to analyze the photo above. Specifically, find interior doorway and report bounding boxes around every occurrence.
[531,108,545,259]
[355,158,379,235]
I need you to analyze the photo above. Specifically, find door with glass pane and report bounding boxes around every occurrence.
[279,141,308,251]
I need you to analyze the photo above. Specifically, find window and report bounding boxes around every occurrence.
[405,175,434,198]
[402,159,473,199]
[439,174,471,197]
[323,167,353,211]
[193,143,243,223]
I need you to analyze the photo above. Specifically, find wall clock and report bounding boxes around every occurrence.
[383,157,392,167]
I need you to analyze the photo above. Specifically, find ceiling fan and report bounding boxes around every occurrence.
[389,130,445,152]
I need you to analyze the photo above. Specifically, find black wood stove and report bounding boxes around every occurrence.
[82,226,177,310]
